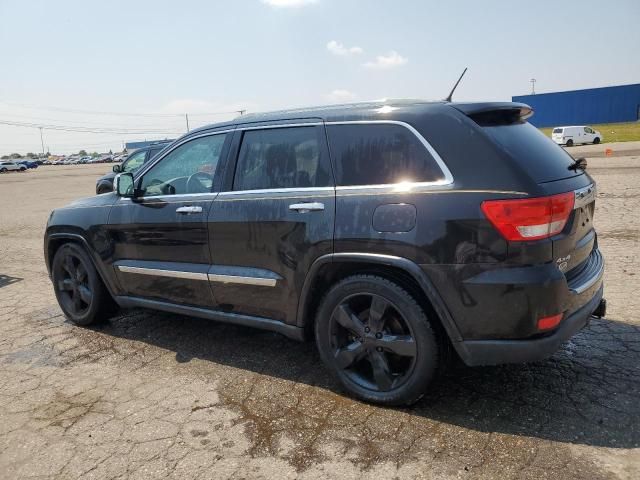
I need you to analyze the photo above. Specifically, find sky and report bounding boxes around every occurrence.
[1,0,639,156]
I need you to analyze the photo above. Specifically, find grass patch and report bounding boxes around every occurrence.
[539,122,640,143]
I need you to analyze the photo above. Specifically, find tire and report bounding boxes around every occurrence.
[0,168,6,173]
[51,243,117,325]
[96,184,112,195]
[566,139,574,147]
[315,275,440,406]
[593,137,600,144]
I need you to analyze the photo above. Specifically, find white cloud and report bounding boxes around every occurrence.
[261,0,318,7]
[326,40,363,56]
[363,51,408,69]
[325,89,357,103]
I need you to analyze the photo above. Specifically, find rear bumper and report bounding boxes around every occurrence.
[457,284,604,366]
[423,247,605,366]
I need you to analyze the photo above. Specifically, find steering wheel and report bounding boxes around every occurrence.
[186,172,214,193]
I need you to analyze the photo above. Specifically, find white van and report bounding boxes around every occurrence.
[551,126,602,146]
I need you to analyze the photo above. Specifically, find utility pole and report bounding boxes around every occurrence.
[39,127,45,155]
[530,78,537,95]
[238,109,246,116]
[185,113,190,132]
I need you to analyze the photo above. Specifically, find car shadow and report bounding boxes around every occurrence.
[0,274,23,288]
[90,310,640,449]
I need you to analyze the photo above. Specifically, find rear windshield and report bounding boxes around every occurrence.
[552,128,563,134]
[482,122,582,183]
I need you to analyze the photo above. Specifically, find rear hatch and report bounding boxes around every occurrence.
[456,103,597,276]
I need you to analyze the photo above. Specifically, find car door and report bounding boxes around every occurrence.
[208,122,335,325]
[584,127,595,143]
[108,130,233,307]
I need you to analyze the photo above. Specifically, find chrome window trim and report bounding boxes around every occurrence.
[219,186,335,196]
[237,122,322,131]
[115,192,219,204]
[129,119,454,199]
[207,274,277,287]
[325,120,454,186]
[117,265,209,281]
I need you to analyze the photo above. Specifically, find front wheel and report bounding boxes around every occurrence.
[51,243,117,325]
[96,184,112,195]
[315,275,440,406]
[593,137,600,144]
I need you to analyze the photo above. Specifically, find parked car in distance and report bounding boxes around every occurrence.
[95,142,172,194]
[0,161,27,172]
[45,100,606,406]
[552,125,602,146]
[18,160,39,169]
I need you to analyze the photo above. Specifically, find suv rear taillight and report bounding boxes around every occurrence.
[481,192,575,241]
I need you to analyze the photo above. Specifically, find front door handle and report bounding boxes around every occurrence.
[176,206,203,214]
[289,202,325,213]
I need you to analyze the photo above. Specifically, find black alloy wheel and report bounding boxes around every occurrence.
[315,275,439,406]
[52,243,115,325]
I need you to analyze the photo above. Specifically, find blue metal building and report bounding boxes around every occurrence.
[512,83,640,127]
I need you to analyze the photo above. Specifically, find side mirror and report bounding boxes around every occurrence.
[112,164,121,173]
[114,173,135,197]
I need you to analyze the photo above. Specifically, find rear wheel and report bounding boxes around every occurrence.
[0,168,6,173]
[593,137,600,144]
[566,139,574,147]
[52,243,116,325]
[315,275,440,406]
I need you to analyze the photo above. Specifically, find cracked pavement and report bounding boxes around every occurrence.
[0,158,639,479]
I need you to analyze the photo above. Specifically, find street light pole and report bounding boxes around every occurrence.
[39,127,45,156]
[185,113,190,132]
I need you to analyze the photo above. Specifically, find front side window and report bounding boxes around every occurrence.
[233,127,331,191]
[326,123,445,186]
[122,150,146,173]
[139,134,227,197]
[584,127,593,134]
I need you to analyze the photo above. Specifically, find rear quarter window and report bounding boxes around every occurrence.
[326,123,445,186]
[482,122,582,183]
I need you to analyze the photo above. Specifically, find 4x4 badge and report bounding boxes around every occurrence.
[557,254,571,272]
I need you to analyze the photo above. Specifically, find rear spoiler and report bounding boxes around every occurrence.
[451,102,533,126]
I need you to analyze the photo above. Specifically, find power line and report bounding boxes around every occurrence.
[0,119,181,135]
[0,100,246,118]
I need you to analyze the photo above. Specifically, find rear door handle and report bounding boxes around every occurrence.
[289,202,325,212]
[176,206,203,214]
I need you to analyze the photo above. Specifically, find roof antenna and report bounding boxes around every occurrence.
[445,67,468,102]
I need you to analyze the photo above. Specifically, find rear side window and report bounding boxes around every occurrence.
[326,123,445,186]
[233,127,331,191]
[482,122,581,183]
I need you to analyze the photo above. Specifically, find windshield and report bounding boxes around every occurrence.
[122,150,146,173]
[483,122,583,183]
[552,128,563,134]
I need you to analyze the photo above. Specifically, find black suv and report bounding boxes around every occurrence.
[45,100,605,405]
[95,141,172,194]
